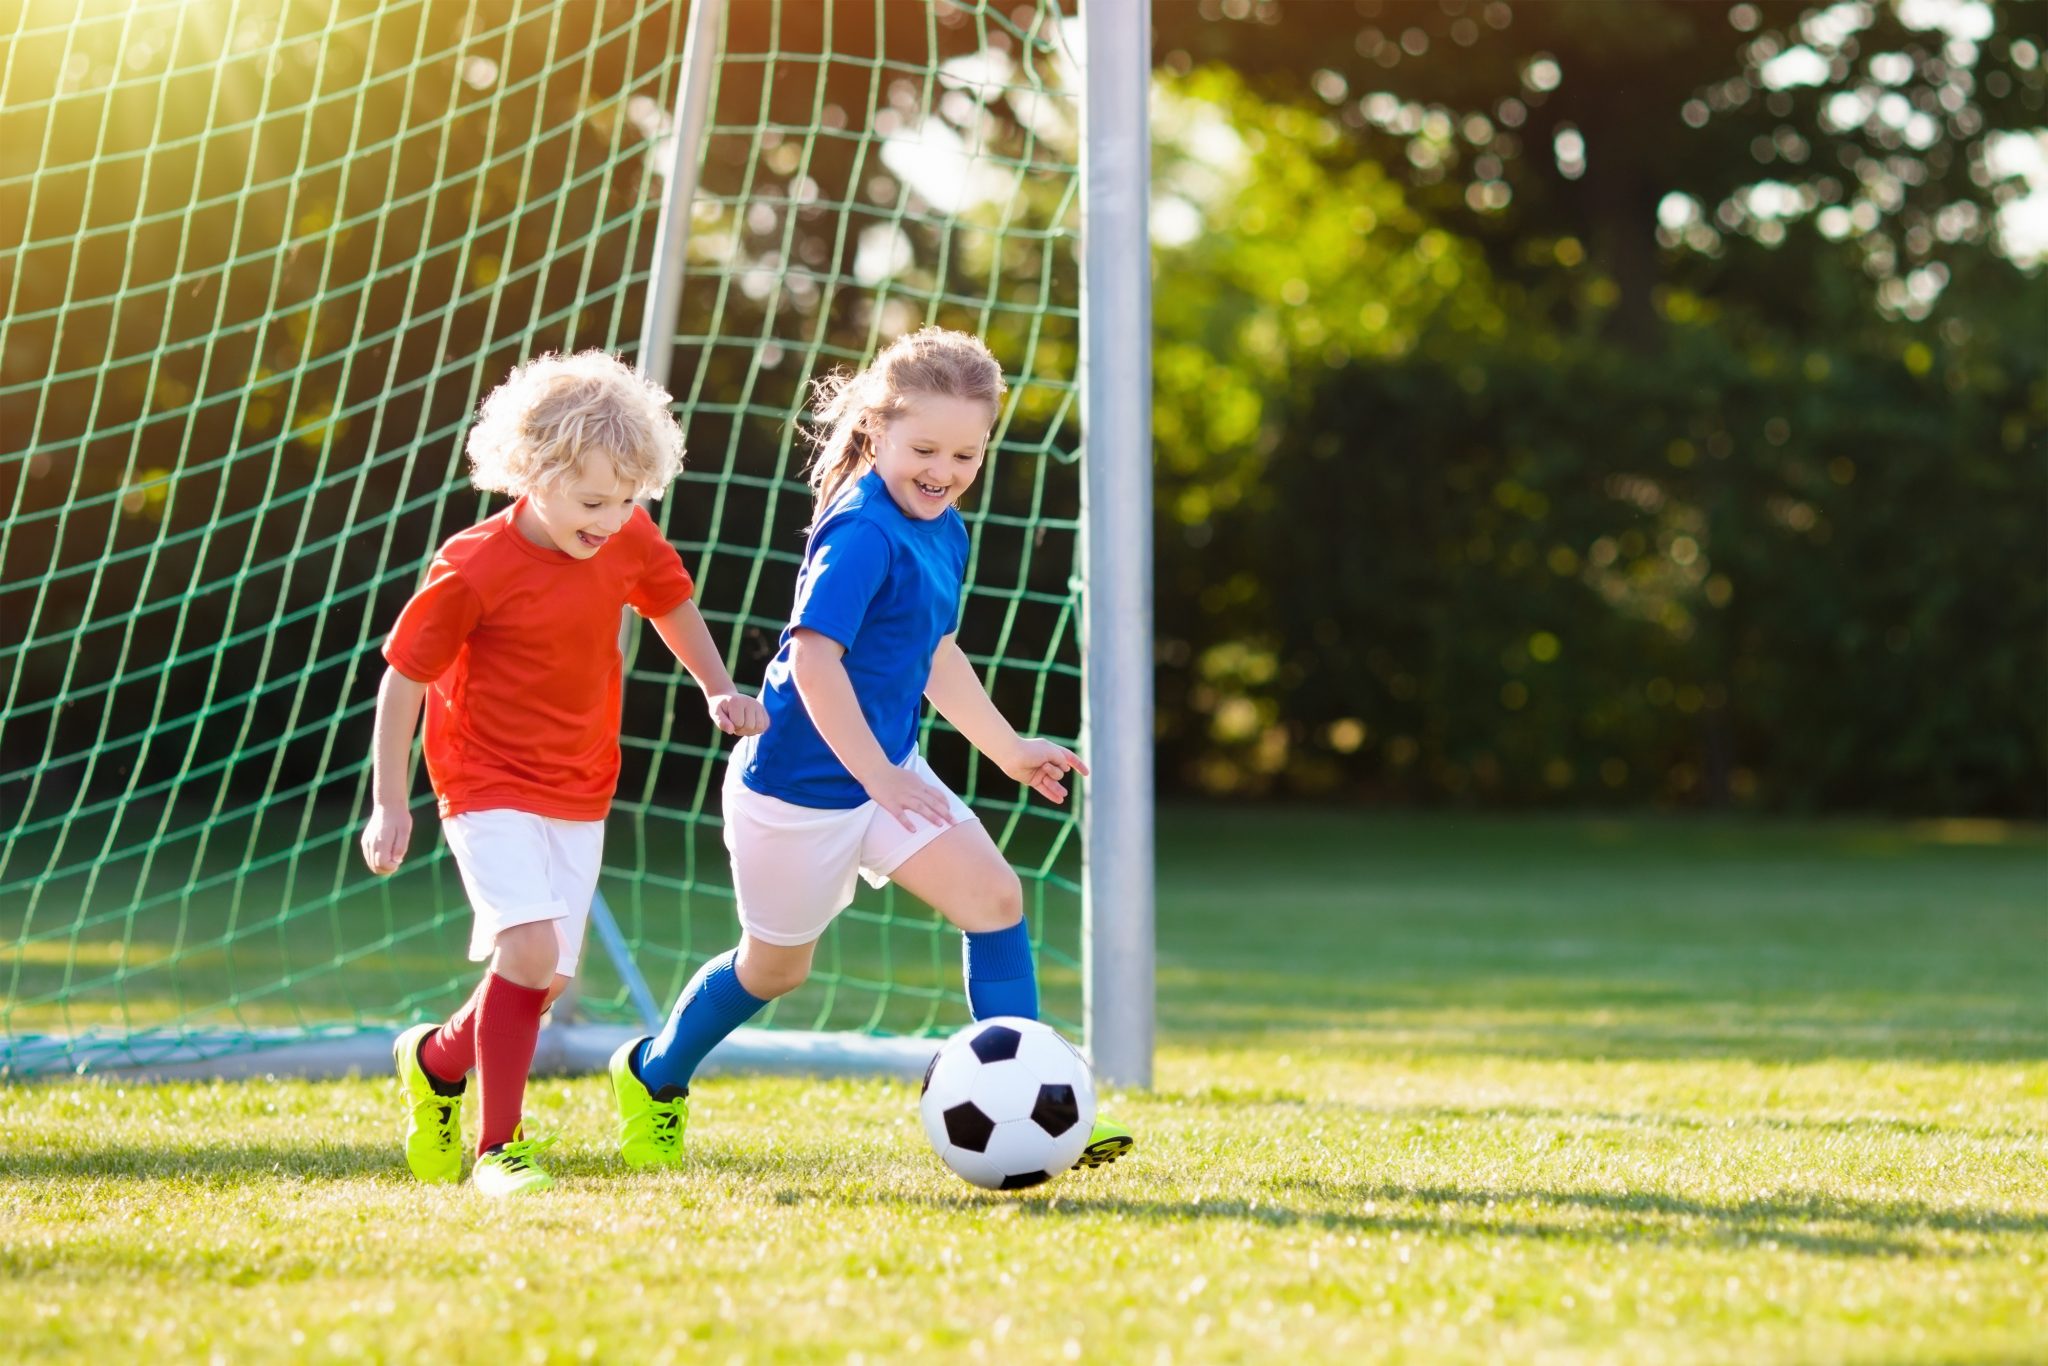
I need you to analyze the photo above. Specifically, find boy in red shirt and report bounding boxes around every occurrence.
[360,351,766,1197]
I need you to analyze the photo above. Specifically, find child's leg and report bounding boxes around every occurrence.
[889,812,1134,1170]
[473,921,555,1154]
[417,977,485,1089]
[418,969,570,1089]
[429,810,595,1181]
[887,822,1037,1021]
[633,932,808,1097]
[640,763,863,1098]
[612,940,794,1169]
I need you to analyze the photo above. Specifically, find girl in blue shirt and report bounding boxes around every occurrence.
[610,328,1131,1173]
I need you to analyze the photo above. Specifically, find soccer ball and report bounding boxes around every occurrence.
[919,1016,1096,1190]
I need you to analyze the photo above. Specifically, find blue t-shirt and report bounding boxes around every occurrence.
[737,468,970,808]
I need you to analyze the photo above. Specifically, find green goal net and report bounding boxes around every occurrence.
[1,0,1086,1076]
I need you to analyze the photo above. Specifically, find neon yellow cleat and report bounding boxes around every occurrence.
[392,1023,464,1184]
[472,1128,556,1197]
[609,1036,688,1170]
[1074,1117,1134,1170]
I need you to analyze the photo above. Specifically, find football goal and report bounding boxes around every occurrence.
[0,0,1151,1085]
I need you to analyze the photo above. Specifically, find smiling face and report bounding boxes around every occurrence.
[513,454,639,558]
[868,393,994,521]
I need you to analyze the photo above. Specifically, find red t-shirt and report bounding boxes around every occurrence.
[382,500,693,821]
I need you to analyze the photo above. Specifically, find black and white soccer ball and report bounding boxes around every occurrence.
[918,1016,1096,1190]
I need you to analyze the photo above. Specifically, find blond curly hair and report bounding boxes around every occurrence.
[465,350,684,498]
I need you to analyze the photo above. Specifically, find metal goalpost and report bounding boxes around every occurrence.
[1076,0,1155,1089]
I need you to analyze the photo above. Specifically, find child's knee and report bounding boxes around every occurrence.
[492,922,558,987]
[960,868,1023,933]
[735,940,813,999]
[992,868,1024,924]
[739,958,809,1000]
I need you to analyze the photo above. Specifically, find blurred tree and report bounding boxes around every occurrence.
[1157,0,2047,346]
[1145,5,2047,813]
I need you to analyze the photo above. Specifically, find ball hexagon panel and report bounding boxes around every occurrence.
[984,1111,1091,1177]
[1013,1026,1086,1085]
[919,1049,979,1113]
[939,1146,1004,1191]
[962,1057,1040,1124]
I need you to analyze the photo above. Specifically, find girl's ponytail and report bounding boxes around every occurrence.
[802,367,875,517]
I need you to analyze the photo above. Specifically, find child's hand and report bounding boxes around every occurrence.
[863,765,960,833]
[1000,739,1088,805]
[360,804,413,875]
[707,692,769,737]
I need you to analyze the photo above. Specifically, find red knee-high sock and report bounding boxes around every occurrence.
[474,972,549,1154]
[418,976,487,1085]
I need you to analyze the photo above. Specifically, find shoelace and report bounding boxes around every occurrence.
[491,1134,558,1172]
[643,1099,684,1151]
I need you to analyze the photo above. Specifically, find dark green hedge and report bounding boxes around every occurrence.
[1155,318,2046,814]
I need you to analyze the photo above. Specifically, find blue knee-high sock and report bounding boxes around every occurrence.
[962,920,1038,1021]
[634,950,766,1098]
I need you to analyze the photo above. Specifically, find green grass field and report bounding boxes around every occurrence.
[5,809,2045,1363]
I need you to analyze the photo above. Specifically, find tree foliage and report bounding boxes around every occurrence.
[1147,4,2046,813]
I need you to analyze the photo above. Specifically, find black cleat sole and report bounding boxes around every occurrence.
[1074,1134,1134,1169]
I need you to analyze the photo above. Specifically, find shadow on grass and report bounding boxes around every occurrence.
[14,1137,2040,1264]
[0,1142,652,1185]
[1,1141,399,1182]
[1275,1177,2048,1244]
[753,1168,2041,1261]
[1171,1095,2045,1143]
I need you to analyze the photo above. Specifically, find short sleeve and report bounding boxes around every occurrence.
[627,511,694,619]
[948,516,971,633]
[792,518,891,650]
[383,558,482,683]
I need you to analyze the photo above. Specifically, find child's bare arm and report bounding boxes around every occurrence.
[923,636,1026,766]
[790,628,955,830]
[924,635,1086,805]
[649,600,767,736]
[361,665,427,874]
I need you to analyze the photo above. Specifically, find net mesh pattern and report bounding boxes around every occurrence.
[0,0,1083,1073]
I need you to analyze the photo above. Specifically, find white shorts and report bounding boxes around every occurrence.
[441,808,604,976]
[722,752,976,947]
